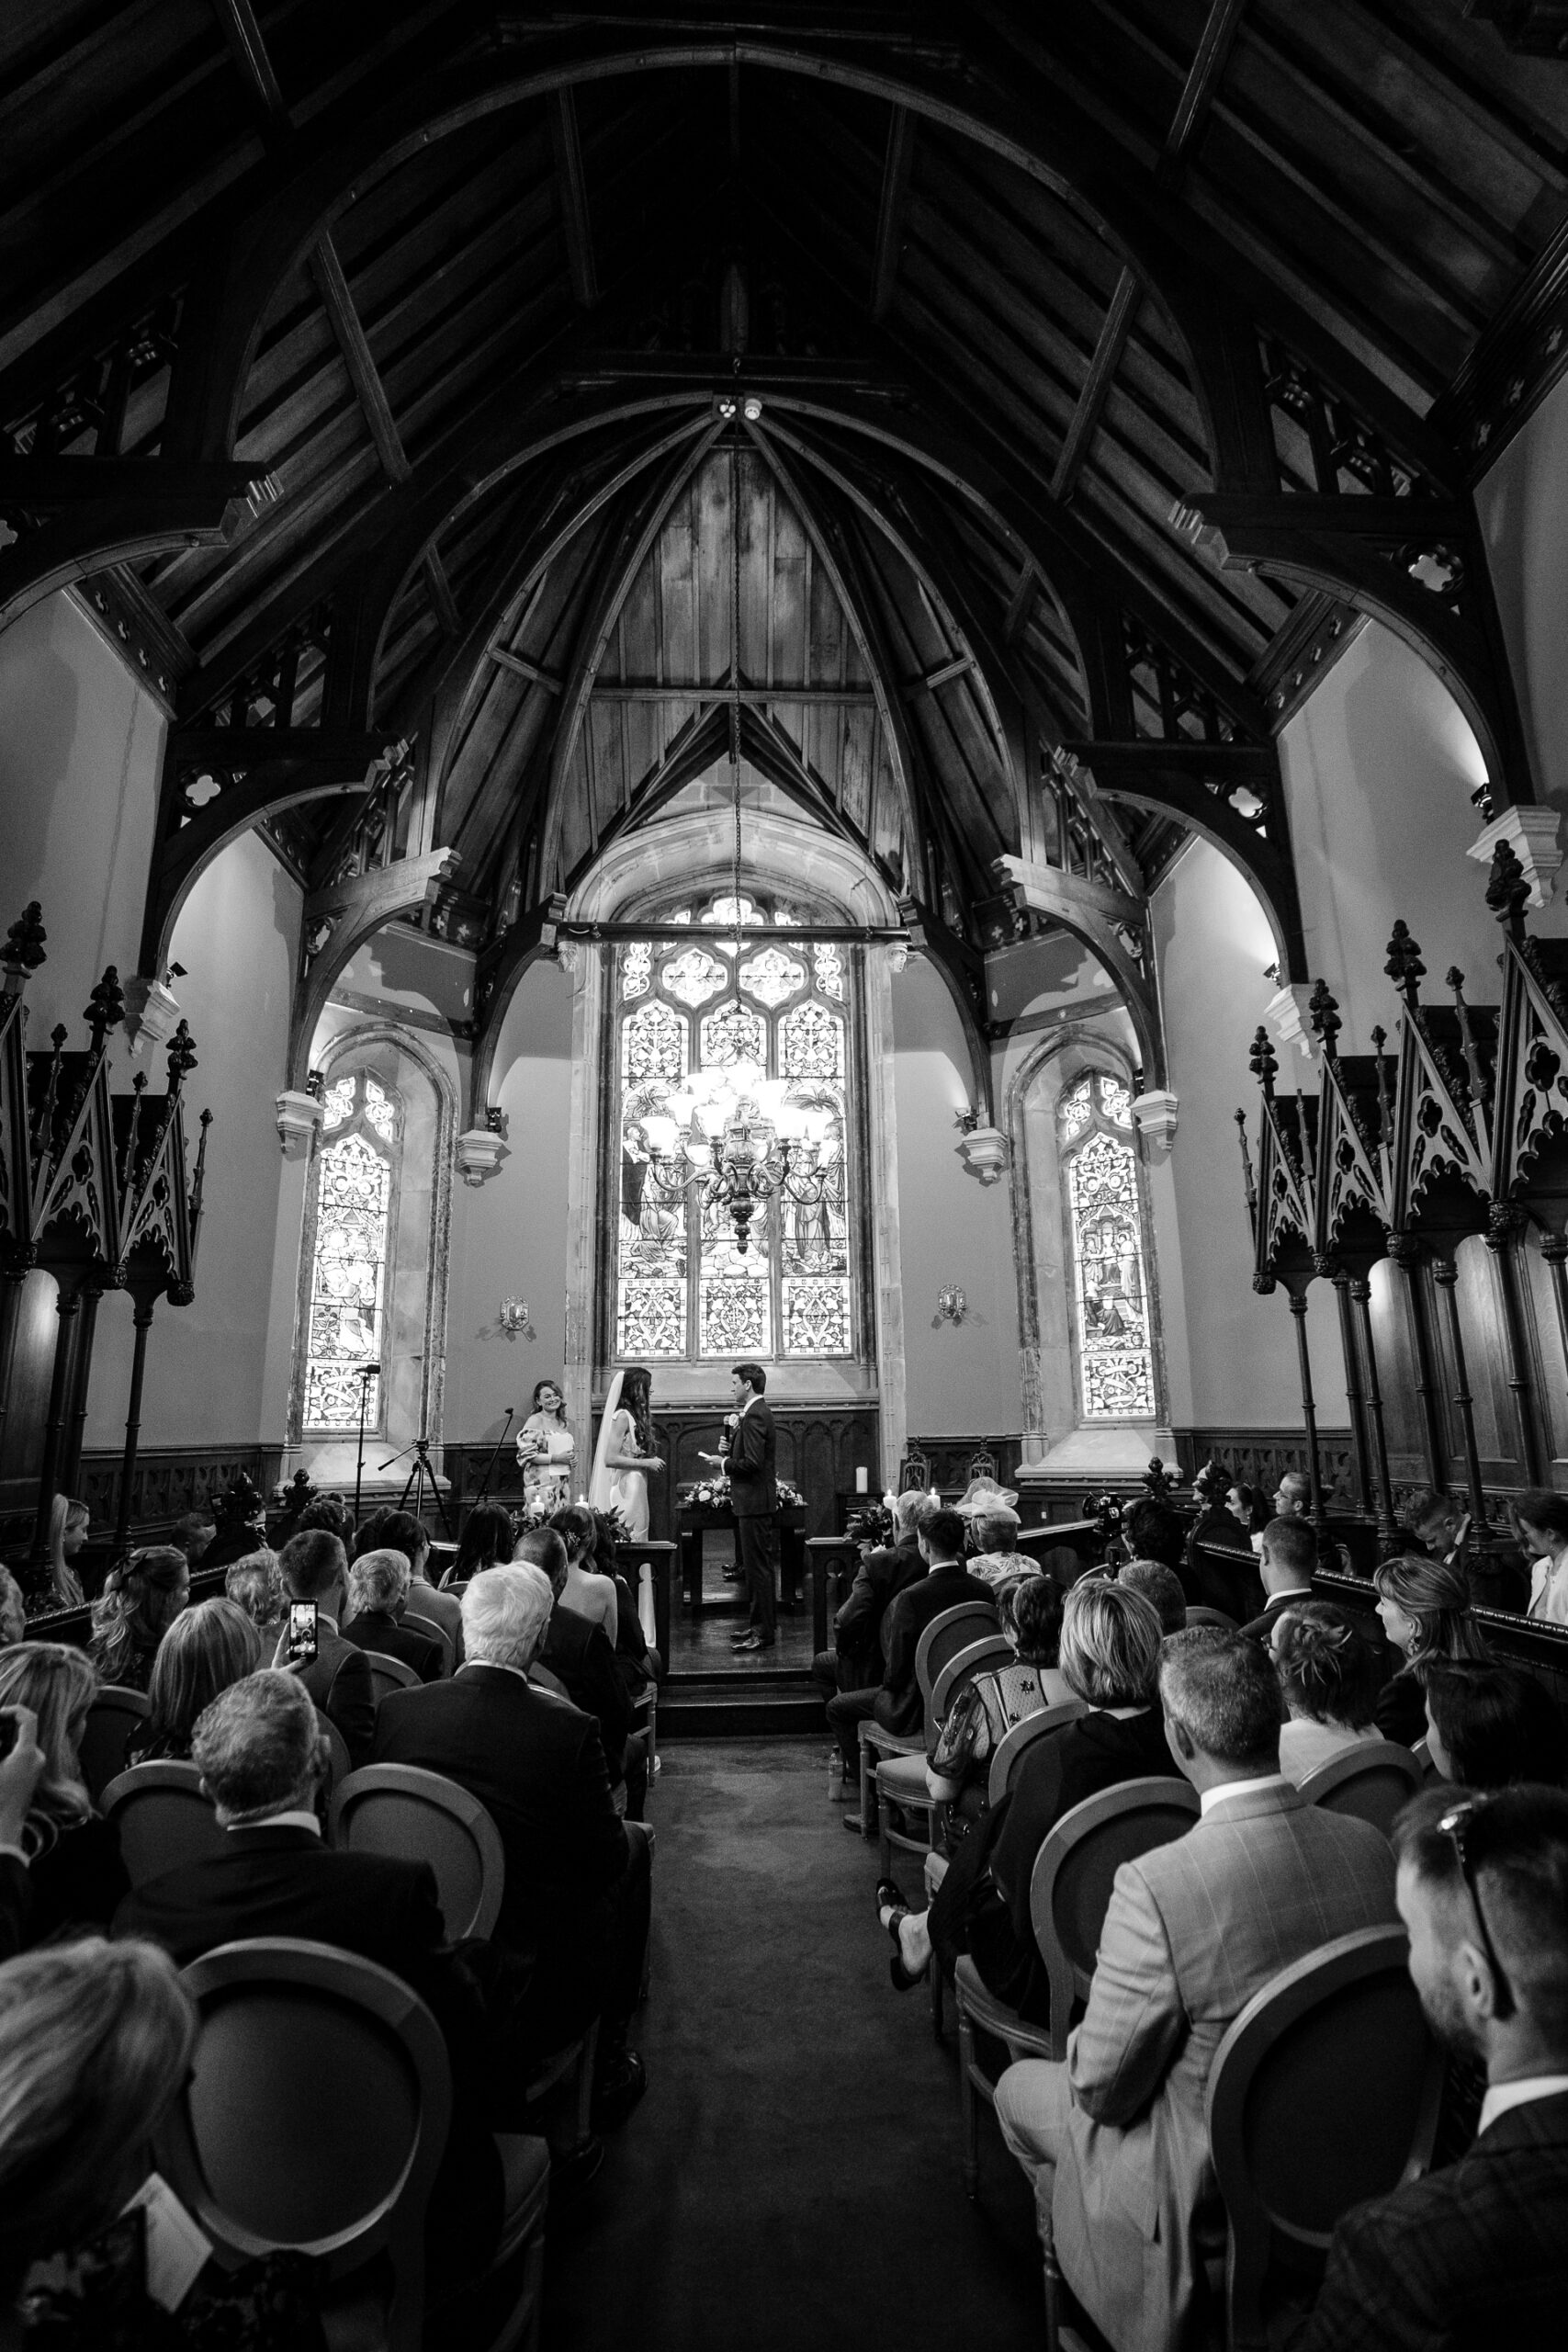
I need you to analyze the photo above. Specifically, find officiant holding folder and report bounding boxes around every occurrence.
[701,1363,778,1653]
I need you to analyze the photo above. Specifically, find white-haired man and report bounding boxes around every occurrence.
[371,1562,650,2126]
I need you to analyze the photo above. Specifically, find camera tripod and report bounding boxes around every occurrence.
[377,1434,453,1536]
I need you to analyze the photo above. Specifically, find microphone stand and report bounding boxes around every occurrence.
[353,1363,377,1526]
[472,1407,515,1509]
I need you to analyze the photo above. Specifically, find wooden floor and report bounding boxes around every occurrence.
[665,1533,820,1673]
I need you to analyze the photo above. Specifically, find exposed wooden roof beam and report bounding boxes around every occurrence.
[590,682,879,705]
[1002,558,1040,645]
[1049,266,1141,503]
[549,88,599,310]
[422,548,459,635]
[308,236,410,484]
[208,0,288,122]
[491,645,562,691]
[871,107,917,323]
[1160,0,1249,187]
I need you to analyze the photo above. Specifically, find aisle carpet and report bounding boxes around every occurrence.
[541,1736,1043,2351]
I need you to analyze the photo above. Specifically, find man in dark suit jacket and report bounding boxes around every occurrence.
[371,1562,650,2121]
[712,1362,778,1653]
[1301,1783,1568,2350]
[273,1528,377,1762]
[820,1493,934,1781]
[515,1526,644,1820]
[341,1544,446,1682]
[1235,1515,1317,1645]
[874,1506,997,1738]
[112,1668,505,2294]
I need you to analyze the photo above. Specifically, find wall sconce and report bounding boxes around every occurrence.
[934,1283,967,1327]
[499,1297,535,1341]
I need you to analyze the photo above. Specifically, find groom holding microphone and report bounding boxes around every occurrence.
[701,1363,778,1653]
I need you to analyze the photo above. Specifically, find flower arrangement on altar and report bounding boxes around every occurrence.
[678,1476,806,1510]
[844,1498,895,1550]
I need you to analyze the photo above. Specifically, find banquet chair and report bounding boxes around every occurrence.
[986,1700,1089,1811]
[102,1759,227,1886]
[330,1763,506,1939]
[955,1777,1200,2200]
[855,1600,1000,1843]
[1185,1604,1238,1630]
[403,1611,455,1675]
[1411,1735,1441,1783]
[78,1684,150,1803]
[155,1937,549,2352]
[1298,1740,1424,1838]
[321,1713,352,1792]
[362,1649,421,1708]
[528,1661,571,1701]
[876,1644,1022,1880]
[1205,1926,1442,2352]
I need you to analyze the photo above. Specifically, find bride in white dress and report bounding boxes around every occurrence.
[589,1364,663,1541]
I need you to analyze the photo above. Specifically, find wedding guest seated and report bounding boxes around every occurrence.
[370,1565,650,2123]
[1118,1559,1186,1634]
[955,1476,1024,1587]
[1406,1488,1528,1614]
[0,1566,27,1649]
[544,1504,618,1644]
[88,1546,190,1692]
[114,1670,505,2301]
[879,1582,1176,2012]
[1269,1600,1383,1783]
[1235,1517,1316,1643]
[340,1548,445,1682]
[818,1491,930,1735]
[553,1505,652,1693]
[224,1548,287,1643]
[1424,1660,1568,1791]
[127,1597,261,1762]
[441,1500,517,1592]
[924,1572,1065,1818]
[874,1508,996,1741]
[1513,1489,1568,1626]
[44,1494,90,1609]
[357,1507,462,1660]
[516,1527,644,1819]
[1301,1785,1568,2350]
[200,1474,272,1572]
[273,1530,376,1765]
[992,1627,1399,2352]
[1374,1555,1492,1747]
[1119,1496,1187,1585]
[1187,1473,1265,1622]
[0,1644,128,1935]
[0,1702,44,1959]
[0,1938,322,2349]
[169,1510,216,1567]
[293,1492,355,1547]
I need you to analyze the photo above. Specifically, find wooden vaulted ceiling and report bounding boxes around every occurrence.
[3,1,1566,960]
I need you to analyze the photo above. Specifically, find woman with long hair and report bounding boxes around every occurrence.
[1372,1553,1491,1746]
[516,1375,576,1512]
[45,1496,89,1609]
[441,1499,518,1590]
[127,1598,261,1763]
[87,1547,190,1692]
[547,1503,619,1645]
[224,1547,287,1641]
[1269,1600,1382,1783]
[0,1644,129,1935]
[1512,1488,1568,1625]
[590,1363,663,1542]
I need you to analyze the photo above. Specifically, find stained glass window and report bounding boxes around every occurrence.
[612,888,857,1363]
[302,1069,400,1432]
[1060,1072,1155,1421]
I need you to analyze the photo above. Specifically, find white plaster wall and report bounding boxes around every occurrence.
[0,591,164,1042]
[1280,619,1499,1046]
[892,956,1020,1434]
[88,832,300,1450]
[1476,364,1568,842]
[1149,839,1347,1431]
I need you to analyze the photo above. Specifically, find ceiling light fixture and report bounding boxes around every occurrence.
[742,394,763,421]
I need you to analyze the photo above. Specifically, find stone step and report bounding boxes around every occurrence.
[659,1668,825,1738]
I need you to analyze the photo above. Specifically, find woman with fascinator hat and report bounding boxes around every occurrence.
[590,1364,663,1542]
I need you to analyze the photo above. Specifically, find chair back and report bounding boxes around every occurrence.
[929,1635,1014,1730]
[102,1759,227,1885]
[529,1661,570,1700]
[329,1763,505,1939]
[1411,1735,1441,1783]
[78,1685,151,1802]
[319,1713,351,1791]
[915,1602,1000,1709]
[1185,1604,1238,1630]
[898,1449,931,1493]
[1206,1926,1443,2346]
[1297,1740,1424,1837]
[154,1937,450,2351]
[402,1612,453,1675]
[986,1698,1089,1808]
[362,1649,421,1706]
[967,1448,998,1484]
[1029,1776,1201,2058]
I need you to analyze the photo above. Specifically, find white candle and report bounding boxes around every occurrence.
[855,1466,868,1493]
[930,1486,940,1502]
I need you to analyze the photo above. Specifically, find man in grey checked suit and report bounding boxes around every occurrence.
[996,1627,1399,2352]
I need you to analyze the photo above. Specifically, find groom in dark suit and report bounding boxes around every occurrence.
[716,1363,778,1652]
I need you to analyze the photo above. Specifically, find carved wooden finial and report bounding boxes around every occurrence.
[1447,967,1493,1114]
[1248,1024,1278,1099]
[1485,836,1529,939]
[83,965,126,1053]
[3,901,47,976]
[1307,978,1342,1061]
[1385,920,1426,1009]
[165,1019,198,1096]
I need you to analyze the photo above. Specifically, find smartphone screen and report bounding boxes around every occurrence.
[286,1600,319,1666]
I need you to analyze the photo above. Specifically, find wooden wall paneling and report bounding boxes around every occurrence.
[1172,1429,1358,1510]
[0,1269,61,1509]
[1365,1257,1427,1488]
[1454,1233,1525,1487]
[1519,1228,1568,1477]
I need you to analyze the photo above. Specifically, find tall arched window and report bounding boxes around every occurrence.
[301,1069,400,1431]
[613,891,856,1363]
[1059,1069,1155,1420]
